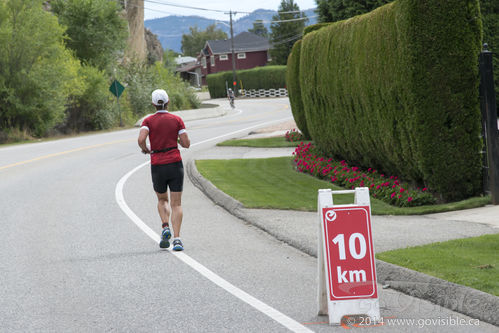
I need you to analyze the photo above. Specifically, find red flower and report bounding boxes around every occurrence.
[408,197,413,202]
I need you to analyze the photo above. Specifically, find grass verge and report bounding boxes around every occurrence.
[195,156,490,215]
[377,234,499,296]
[217,136,310,148]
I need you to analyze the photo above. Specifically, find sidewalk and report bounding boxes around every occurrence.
[186,138,499,327]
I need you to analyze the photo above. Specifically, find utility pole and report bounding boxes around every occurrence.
[229,10,237,95]
[479,43,499,204]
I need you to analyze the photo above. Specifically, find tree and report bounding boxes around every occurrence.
[63,64,115,132]
[315,0,392,23]
[52,0,128,71]
[270,0,307,65]
[248,20,269,38]
[181,24,227,56]
[0,0,79,139]
[163,49,180,73]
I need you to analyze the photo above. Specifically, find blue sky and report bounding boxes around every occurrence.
[143,0,317,21]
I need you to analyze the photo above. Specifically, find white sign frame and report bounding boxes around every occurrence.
[317,188,380,325]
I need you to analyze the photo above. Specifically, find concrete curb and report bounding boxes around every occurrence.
[376,261,499,326]
[186,160,315,256]
[186,159,499,327]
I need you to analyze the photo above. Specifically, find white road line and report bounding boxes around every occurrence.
[115,117,313,333]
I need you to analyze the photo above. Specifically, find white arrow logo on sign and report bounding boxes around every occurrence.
[325,210,337,222]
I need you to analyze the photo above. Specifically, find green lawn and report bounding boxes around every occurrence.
[195,156,489,215]
[377,234,499,296]
[197,157,354,210]
[217,136,310,148]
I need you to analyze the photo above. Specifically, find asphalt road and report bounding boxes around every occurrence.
[1,98,497,332]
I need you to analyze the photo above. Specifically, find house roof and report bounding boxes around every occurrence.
[175,56,197,65]
[176,62,200,73]
[205,32,271,55]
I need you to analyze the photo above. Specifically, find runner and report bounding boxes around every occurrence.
[227,88,235,108]
[138,89,190,250]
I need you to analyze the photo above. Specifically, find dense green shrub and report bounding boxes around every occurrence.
[0,0,79,139]
[62,65,115,132]
[303,23,331,36]
[118,60,200,118]
[207,66,287,98]
[286,41,310,138]
[298,0,482,201]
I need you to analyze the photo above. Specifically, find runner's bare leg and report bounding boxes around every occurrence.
[170,191,183,238]
[156,191,170,226]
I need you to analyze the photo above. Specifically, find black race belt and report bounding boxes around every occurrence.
[151,146,177,154]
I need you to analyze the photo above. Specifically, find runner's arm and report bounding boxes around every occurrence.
[178,131,190,148]
[138,128,151,154]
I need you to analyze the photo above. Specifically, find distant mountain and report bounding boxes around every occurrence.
[144,8,317,54]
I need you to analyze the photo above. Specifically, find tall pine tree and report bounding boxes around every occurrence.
[270,0,307,65]
[181,24,227,56]
[248,20,269,38]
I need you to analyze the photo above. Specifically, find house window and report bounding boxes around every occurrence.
[210,55,215,66]
[201,57,207,69]
[237,53,246,59]
[220,54,228,61]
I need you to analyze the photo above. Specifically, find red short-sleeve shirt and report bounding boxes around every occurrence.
[141,111,186,165]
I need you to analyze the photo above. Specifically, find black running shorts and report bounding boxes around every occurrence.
[151,161,184,193]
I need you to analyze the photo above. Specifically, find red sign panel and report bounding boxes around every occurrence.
[322,206,377,301]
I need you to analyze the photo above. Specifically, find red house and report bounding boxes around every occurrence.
[198,32,272,85]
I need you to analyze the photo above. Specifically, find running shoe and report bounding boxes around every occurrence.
[172,239,184,251]
[159,227,172,249]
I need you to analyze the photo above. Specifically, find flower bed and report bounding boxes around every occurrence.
[293,142,436,207]
[285,129,304,142]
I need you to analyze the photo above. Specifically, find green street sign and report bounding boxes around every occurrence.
[109,79,125,98]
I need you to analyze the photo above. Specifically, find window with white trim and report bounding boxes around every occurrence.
[210,55,215,66]
[201,57,206,68]
[237,52,246,59]
[220,54,228,61]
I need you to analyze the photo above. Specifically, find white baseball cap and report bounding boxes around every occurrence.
[151,89,169,105]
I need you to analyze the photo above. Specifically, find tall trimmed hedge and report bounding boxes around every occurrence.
[207,66,286,98]
[303,23,331,35]
[293,0,482,201]
[286,40,310,138]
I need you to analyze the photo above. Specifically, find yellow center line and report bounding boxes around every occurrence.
[0,138,135,171]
